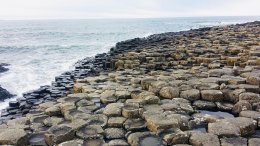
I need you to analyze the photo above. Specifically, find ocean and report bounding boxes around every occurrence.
[0,16,259,109]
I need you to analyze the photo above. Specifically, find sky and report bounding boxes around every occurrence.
[0,0,259,19]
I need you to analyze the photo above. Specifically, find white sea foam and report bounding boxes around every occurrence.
[143,33,152,38]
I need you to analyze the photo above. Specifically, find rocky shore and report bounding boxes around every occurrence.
[0,21,260,146]
[0,63,13,101]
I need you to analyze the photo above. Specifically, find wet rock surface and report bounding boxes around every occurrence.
[0,86,14,101]
[0,21,260,145]
[0,63,9,73]
[0,64,14,101]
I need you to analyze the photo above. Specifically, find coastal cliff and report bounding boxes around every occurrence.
[0,21,260,146]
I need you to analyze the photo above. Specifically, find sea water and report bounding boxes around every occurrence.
[0,16,259,109]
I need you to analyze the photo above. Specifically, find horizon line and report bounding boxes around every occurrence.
[0,15,260,21]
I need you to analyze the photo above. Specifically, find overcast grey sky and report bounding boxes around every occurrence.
[0,0,259,19]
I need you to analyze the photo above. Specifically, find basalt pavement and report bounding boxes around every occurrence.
[0,21,260,146]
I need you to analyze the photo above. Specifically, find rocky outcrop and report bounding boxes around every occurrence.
[0,63,9,74]
[0,86,13,101]
[0,64,13,101]
[0,21,260,145]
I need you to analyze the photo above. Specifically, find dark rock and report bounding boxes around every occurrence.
[0,63,9,73]
[0,86,13,101]
[9,101,20,107]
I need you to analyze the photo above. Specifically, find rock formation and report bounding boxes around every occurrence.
[0,21,259,146]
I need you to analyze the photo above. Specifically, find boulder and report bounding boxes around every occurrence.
[45,105,61,116]
[43,117,64,127]
[193,100,216,110]
[0,128,28,146]
[192,110,234,124]
[241,71,260,86]
[0,64,9,73]
[66,119,87,131]
[108,117,126,128]
[144,112,179,132]
[78,105,99,113]
[141,78,156,90]
[222,117,257,136]
[221,75,246,85]
[225,89,245,103]
[104,128,126,139]
[149,81,168,94]
[239,110,260,120]
[248,138,260,146]
[161,99,194,114]
[44,125,75,146]
[201,90,224,102]
[238,84,259,94]
[57,96,81,104]
[162,129,189,145]
[9,101,20,107]
[63,109,91,121]
[195,82,219,90]
[159,86,180,99]
[239,92,260,104]
[143,95,160,104]
[122,103,140,118]
[7,117,30,129]
[86,114,108,128]
[232,101,252,114]
[124,118,146,131]
[189,132,220,146]
[30,115,49,124]
[220,137,247,146]
[67,93,89,99]
[208,120,241,137]
[100,90,117,104]
[115,60,125,70]
[135,91,154,99]
[0,86,13,101]
[76,99,95,107]
[208,68,233,77]
[180,89,200,101]
[115,90,131,99]
[216,102,233,111]
[38,102,56,110]
[76,125,104,139]
[103,103,124,117]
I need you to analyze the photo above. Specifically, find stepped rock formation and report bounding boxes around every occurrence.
[0,21,260,146]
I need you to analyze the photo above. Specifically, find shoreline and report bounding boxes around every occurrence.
[0,63,14,102]
[0,21,215,119]
[0,21,259,145]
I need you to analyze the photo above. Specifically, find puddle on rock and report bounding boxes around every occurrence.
[29,133,45,145]
[199,110,234,118]
[140,136,162,146]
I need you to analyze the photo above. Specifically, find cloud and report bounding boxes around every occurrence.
[0,0,259,19]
